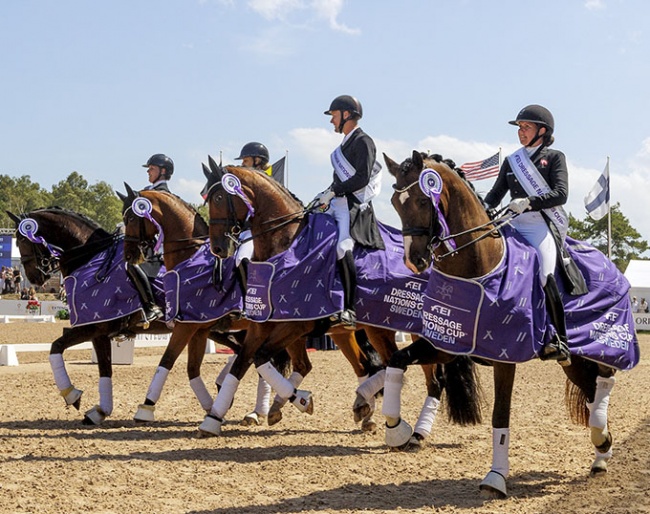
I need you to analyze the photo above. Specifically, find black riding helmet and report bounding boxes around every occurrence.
[325,95,363,133]
[142,154,174,177]
[235,142,269,163]
[509,104,555,147]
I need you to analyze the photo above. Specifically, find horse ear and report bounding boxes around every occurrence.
[115,190,127,202]
[6,211,21,225]
[383,153,400,178]
[412,150,424,171]
[208,155,224,179]
[202,162,211,181]
[124,183,137,199]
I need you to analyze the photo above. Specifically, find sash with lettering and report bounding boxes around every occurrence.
[331,144,382,205]
[507,147,569,241]
[421,225,639,370]
[64,239,165,326]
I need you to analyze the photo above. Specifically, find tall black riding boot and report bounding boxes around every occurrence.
[336,251,357,330]
[541,274,571,366]
[127,263,163,327]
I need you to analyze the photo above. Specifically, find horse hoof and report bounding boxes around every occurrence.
[82,405,106,426]
[353,395,372,424]
[62,387,83,410]
[385,418,413,449]
[241,412,266,426]
[479,471,507,499]
[267,410,282,426]
[134,404,155,422]
[590,457,609,477]
[291,390,313,414]
[198,415,222,436]
[361,417,377,433]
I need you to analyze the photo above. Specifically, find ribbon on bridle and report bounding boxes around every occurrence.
[18,218,62,257]
[222,173,255,220]
[131,197,164,253]
[418,169,456,252]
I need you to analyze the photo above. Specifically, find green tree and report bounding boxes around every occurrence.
[0,175,52,228]
[568,202,649,272]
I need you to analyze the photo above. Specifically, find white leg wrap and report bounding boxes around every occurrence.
[272,372,303,406]
[49,353,72,391]
[255,376,272,416]
[216,355,237,387]
[356,370,386,402]
[382,367,404,420]
[145,366,170,403]
[256,361,295,399]
[98,377,113,416]
[587,375,616,430]
[414,396,440,438]
[491,428,510,477]
[190,377,214,412]
[210,373,239,419]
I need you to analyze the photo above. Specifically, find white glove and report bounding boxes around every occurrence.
[507,197,530,214]
[317,189,336,207]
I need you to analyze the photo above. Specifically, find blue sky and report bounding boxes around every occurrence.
[2,0,649,252]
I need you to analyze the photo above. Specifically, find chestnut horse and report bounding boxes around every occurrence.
[7,207,170,425]
[120,186,383,429]
[384,151,638,498]
[198,157,482,442]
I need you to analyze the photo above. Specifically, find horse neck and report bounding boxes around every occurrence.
[153,196,207,269]
[436,178,504,279]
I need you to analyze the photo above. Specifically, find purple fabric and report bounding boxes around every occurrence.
[64,240,165,327]
[421,225,639,371]
[163,243,242,322]
[247,215,431,334]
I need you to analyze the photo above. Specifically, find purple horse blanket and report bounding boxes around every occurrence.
[245,214,430,335]
[163,243,242,323]
[421,225,639,371]
[64,240,165,327]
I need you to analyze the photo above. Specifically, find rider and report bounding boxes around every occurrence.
[235,142,273,178]
[315,95,384,329]
[127,153,173,326]
[484,105,571,365]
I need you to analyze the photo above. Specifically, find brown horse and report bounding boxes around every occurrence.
[198,158,482,441]
[7,207,170,425]
[384,150,627,498]
[120,186,382,429]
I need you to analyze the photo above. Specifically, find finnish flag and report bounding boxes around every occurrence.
[584,161,610,221]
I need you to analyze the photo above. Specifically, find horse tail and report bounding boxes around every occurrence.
[271,349,292,378]
[564,356,598,427]
[442,356,483,426]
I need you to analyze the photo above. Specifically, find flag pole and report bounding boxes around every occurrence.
[606,156,611,259]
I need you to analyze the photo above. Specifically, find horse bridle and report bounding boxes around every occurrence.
[17,236,61,281]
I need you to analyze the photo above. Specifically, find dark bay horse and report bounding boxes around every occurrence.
[120,186,382,429]
[199,158,482,442]
[384,150,636,498]
[7,207,170,425]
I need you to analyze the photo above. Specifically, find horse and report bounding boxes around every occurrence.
[7,207,170,425]
[198,157,482,442]
[384,150,639,498]
[119,185,384,429]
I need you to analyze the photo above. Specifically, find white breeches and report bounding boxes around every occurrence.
[326,196,354,259]
[235,229,254,266]
[510,211,556,286]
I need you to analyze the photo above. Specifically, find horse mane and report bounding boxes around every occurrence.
[34,206,112,236]
[164,192,209,234]
[227,166,305,209]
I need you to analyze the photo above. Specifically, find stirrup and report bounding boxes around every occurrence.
[540,337,571,366]
[338,309,357,330]
[137,306,163,327]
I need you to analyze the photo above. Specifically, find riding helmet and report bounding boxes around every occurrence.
[509,104,554,135]
[142,154,174,177]
[235,142,270,162]
[324,95,363,119]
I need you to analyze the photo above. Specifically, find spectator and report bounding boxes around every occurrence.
[641,298,649,314]
[631,296,639,313]
[13,267,22,293]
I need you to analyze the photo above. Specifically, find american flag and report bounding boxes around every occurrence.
[460,151,500,181]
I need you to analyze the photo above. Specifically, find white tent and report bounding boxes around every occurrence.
[624,260,650,330]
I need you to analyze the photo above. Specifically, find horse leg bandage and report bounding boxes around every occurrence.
[256,361,295,399]
[382,367,405,420]
[414,396,440,438]
[216,355,237,387]
[146,366,170,403]
[255,376,272,416]
[588,375,616,430]
[49,353,73,391]
[190,377,214,412]
[491,428,510,477]
[273,372,304,406]
[211,373,240,418]
[98,377,113,416]
[357,370,386,402]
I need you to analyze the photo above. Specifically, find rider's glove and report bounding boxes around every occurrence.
[507,197,531,214]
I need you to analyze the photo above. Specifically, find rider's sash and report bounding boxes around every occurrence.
[507,148,568,241]
[330,145,382,205]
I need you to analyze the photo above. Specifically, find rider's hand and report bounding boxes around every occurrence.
[507,197,530,214]
[317,189,335,207]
